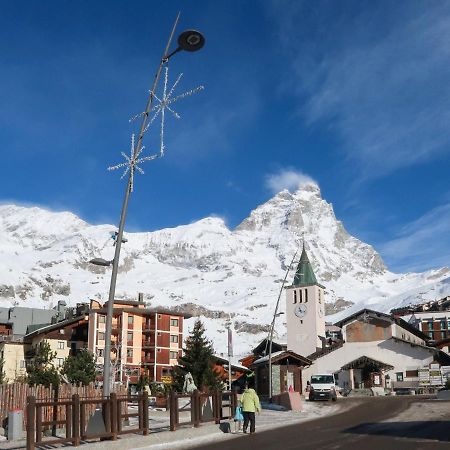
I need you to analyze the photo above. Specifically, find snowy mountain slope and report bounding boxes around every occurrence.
[0,183,449,356]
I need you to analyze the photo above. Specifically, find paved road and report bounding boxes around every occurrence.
[192,397,450,450]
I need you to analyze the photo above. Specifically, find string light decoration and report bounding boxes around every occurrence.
[107,134,158,192]
[130,66,204,156]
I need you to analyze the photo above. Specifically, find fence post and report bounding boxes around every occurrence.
[35,406,42,445]
[103,397,111,434]
[193,391,200,427]
[26,396,36,450]
[142,391,149,436]
[169,392,177,431]
[214,391,221,424]
[66,402,73,441]
[52,384,59,437]
[72,394,80,447]
[80,400,86,440]
[110,393,117,441]
[231,390,237,417]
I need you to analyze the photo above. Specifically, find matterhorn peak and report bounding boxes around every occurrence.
[292,180,321,199]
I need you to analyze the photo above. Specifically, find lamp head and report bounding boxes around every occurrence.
[177,30,205,52]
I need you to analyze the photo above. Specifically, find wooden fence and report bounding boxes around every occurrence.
[0,383,127,429]
[169,390,237,431]
[26,392,149,450]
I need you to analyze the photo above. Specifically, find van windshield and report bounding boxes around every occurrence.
[311,375,334,384]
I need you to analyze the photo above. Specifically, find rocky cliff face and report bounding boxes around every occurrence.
[1,183,449,355]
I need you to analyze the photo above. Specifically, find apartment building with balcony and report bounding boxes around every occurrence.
[87,296,190,384]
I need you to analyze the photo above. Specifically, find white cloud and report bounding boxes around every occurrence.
[379,202,450,272]
[265,168,317,194]
[269,2,450,179]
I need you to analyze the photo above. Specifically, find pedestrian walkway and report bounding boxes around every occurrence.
[0,400,343,450]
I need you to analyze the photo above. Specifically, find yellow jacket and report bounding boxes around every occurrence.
[240,388,261,412]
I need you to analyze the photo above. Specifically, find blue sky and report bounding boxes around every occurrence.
[1,0,449,274]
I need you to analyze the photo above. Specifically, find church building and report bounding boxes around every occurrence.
[285,244,450,393]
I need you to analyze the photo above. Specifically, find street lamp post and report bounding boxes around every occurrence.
[101,14,205,397]
[267,248,300,400]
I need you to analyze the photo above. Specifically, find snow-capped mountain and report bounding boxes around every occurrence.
[1,183,449,356]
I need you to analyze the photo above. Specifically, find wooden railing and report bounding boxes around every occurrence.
[169,390,237,432]
[26,392,148,450]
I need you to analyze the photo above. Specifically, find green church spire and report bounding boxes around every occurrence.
[293,243,318,286]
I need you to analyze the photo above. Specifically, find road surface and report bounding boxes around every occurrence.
[192,397,450,450]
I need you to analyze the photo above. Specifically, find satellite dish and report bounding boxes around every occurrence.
[177,30,205,52]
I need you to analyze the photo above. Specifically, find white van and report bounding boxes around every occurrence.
[308,374,337,401]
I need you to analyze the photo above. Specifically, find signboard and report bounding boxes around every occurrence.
[161,375,173,384]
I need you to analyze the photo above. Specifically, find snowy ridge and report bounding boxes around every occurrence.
[1,184,449,356]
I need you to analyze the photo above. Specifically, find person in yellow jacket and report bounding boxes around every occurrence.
[240,381,261,434]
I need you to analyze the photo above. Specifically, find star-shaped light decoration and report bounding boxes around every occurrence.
[130,66,204,156]
[107,134,158,192]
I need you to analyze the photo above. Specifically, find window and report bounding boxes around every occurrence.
[58,341,65,349]
[128,316,134,325]
[19,360,26,369]
[98,332,105,341]
[127,349,133,358]
[396,372,404,382]
[405,370,418,378]
[293,290,297,304]
[170,318,179,327]
[440,320,446,330]
[127,332,133,342]
[170,335,178,343]
[170,351,178,359]
[299,290,303,303]
[97,349,104,357]
[57,358,64,367]
[318,289,321,303]
[305,289,308,302]
[98,315,106,324]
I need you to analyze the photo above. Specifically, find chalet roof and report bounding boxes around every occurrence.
[341,355,394,371]
[24,315,87,340]
[334,308,429,341]
[252,350,312,367]
[251,338,287,357]
[213,355,252,372]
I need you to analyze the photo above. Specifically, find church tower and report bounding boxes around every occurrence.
[286,243,325,357]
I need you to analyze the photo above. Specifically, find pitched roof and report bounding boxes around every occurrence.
[251,350,312,367]
[334,308,430,341]
[292,244,318,287]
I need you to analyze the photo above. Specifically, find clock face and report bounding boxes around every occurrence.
[294,304,307,318]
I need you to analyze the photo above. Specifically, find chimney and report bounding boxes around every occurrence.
[138,292,144,303]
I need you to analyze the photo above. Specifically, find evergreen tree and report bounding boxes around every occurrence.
[172,319,222,392]
[61,349,96,386]
[27,341,60,387]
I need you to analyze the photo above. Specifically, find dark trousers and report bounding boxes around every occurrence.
[243,411,256,433]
